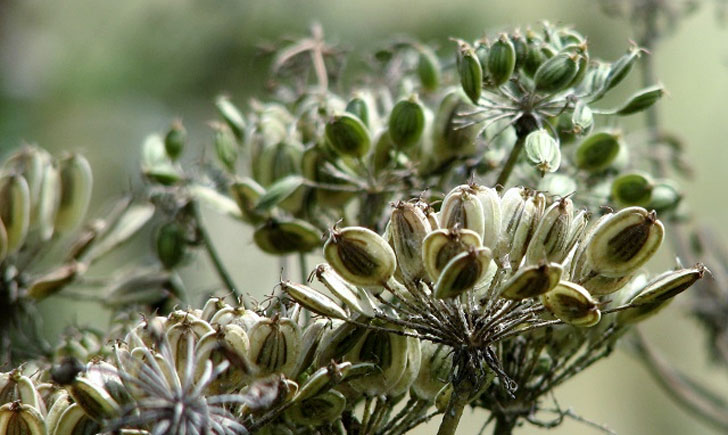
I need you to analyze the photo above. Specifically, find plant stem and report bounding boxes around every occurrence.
[194,203,247,306]
[495,133,526,188]
[493,415,516,435]
[437,380,475,435]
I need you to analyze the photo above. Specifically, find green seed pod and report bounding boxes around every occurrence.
[614,85,666,116]
[534,52,579,94]
[35,160,61,242]
[435,383,454,412]
[294,361,351,402]
[511,32,528,70]
[323,226,396,287]
[254,175,304,212]
[256,139,304,188]
[472,184,501,250]
[500,262,563,299]
[439,184,486,239]
[389,201,432,283]
[345,97,370,128]
[253,218,321,255]
[575,131,622,172]
[155,221,187,269]
[648,180,681,213]
[487,34,516,86]
[422,227,482,282]
[68,376,120,422]
[389,96,426,150]
[432,92,479,160]
[611,172,654,206]
[434,247,492,299]
[325,113,371,159]
[247,316,301,378]
[215,95,246,140]
[571,101,594,135]
[230,177,266,224]
[55,154,93,234]
[525,198,573,264]
[523,42,546,77]
[213,122,239,173]
[141,134,181,185]
[603,45,642,93]
[499,188,545,269]
[586,207,664,278]
[631,264,705,306]
[412,342,452,401]
[541,281,601,327]
[312,263,377,318]
[286,390,346,426]
[417,46,441,91]
[346,327,410,395]
[0,174,30,254]
[164,120,186,161]
[524,129,561,174]
[281,280,348,320]
[0,401,46,435]
[458,46,483,104]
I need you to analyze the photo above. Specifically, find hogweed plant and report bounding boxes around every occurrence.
[0,20,716,435]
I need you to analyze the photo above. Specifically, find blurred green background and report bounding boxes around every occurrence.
[1,0,727,433]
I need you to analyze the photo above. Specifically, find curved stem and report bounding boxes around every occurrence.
[494,133,526,188]
[437,390,469,435]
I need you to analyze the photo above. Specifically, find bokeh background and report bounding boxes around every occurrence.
[1,1,727,433]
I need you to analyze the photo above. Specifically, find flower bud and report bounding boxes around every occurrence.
[164,120,187,161]
[487,34,516,86]
[439,184,486,238]
[281,280,348,320]
[500,262,563,300]
[611,172,654,206]
[55,154,93,234]
[434,247,492,299]
[575,131,622,172]
[389,201,432,283]
[422,227,482,282]
[524,129,561,174]
[389,96,426,149]
[323,226,396,287]
[253,218,321,255]
[457,45,483,103]
[248,316,301,378]
[541,281,601,327]
[615,85,665,116]
[325,113,371,159]
[586,207,664,277]
[215,95,246,140]
[0,174,30,255]
[534,52,579,94]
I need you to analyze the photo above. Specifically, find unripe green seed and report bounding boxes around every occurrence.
[615,85,666,116]
[487,34,516,86]
[575,131,622,172]
[325,113,371,159]
[388,97,426,149]
[164,120,186,161]
[534,52,580,94]
[215,95,246,140]
[281,281,348,320]
[417,46,441,91]
[253,219,321,255]
[213,122,239,173]
[524,129,561,174]
[155,222,187,269]
[0,174,30,254]
[611,172,654,206]
[458,46,483,104]
[345,97,370,128]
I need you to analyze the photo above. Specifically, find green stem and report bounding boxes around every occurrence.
[493,415,516,435]
[194,203,247,306]
[436,384,473,435]
[495,132,527,188]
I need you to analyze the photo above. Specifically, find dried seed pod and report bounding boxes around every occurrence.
[434,383,454,412]
[417,46,441,91]
[388,335,422,397]
[586,207,664,277]
[325,113,371,159]
[55,154,93,234]
[541,281,601,327]
[611,172,654,207]
[0,401,46,435]
[26,262,80,300]
[580,272,634,296]
[323,226,396,287]
[294,361,351,402]
[471,184,501,250]
[389,201,432,283]
[0,370,41,410]
[458,44,483,103]
[534,52,579,94]
[52,402,101,435]
[312,264,377,318]
[68,376,120,422]
[164,120,187,161]
[166,316,215,373]
[412,342,453,401]
[248,316,301,378]
[194,324,251,393]
[281,280,348,320]
[45,391,73,435]
[439,184,485,238]
[346,327,410,395]
[389,97,426,150]
[253,218,321,255]
[286,390,347,426]
[524,129,561,174]
[434,247,492,299]
[215,95,246,140]
[525,197,573,265]
[500,188,544,268]
[0,174,30,254]
[314,320,367,367]
[631,265,705,306]
[422,228,482,282]
[487,34,516,86]
[500,262,563,300]
[575,131,622,172]
[294,318,331,377]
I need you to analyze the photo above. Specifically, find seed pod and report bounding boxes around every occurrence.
[286,390,346,426]
[247,316,301,378]
[648,180,681,213]
[52,402,101,435]
[281,281,348,320]
[254,218,321,255]
[164,120,187,161]
[487,34,516,86]
[295,318,330,376]
[439,185,486,238]
[254,175,304,212]
[534,52,579,94]
[499,188,544,268]
[345,97,370,128]
[435,383,454,412]
[26,262,80,300]
[155,221,187,269]
[388,336,422,397]
[294,361,351,402]
[417,46,441,91]
[255,140,304,188]
[0,401,46,435]
[314,320,367,367]
[166,315,214,372]
[194,325,251,393]
[611,172,654,206]
[458,45,483,103]
[525,198,573,265]
[389,201,432,283]
[603,45,642,93]
[615,85,665,116]
[46,391,73,435]
[325,113,371,159]
[569,211,613,282]
[230,177,266,223]
[68,376,120,421]
[422,228,482,282]
[412,342,452,401]
[0,174,30,254]
[212,122,239,172]
[35,160,61,242]
[580,272,634,296]
[323,226,396,287]
[575,131,622,172]
[215,95,246,140]
[472,184,501,250]
[434,247,492,299]
[631,264,705,306]
[55,154,93,234]
[541,281,601,327]
[571,101,594,135]
[313,264,377,318]
[524,129,561,174]
[432,92,479,160]
[523,42,546,77]
[500,262,563,300]
[0,370,41,409]
[388,97,426,150]
[346,328,410,395]
[587,207,664,277]
[141,134,181,185]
